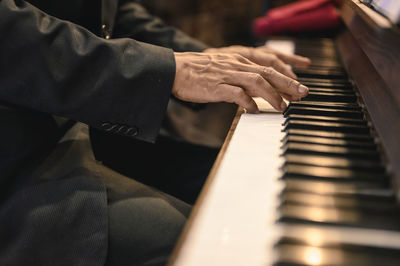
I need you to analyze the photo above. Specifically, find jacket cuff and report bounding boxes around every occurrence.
[91,41,175,143]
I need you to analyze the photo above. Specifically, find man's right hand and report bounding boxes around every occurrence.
[172,52,309,113]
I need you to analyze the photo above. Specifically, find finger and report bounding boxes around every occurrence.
[208,57,303,108]
[224,71,286,111]
[269,58,297,79]
[260,67,309,98]
[224,62,308,99]
[248,53,297,79]
[220,84,259,113]
[281,92,301,102]
[275,52,311,68]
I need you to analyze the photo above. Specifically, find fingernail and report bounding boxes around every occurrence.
[298,85,308,94]
[280,101,287,111]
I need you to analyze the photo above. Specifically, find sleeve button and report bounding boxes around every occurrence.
[101,122,118,132]
[126,126,138,137]
[101,122,112,130]
[117,125,128,134]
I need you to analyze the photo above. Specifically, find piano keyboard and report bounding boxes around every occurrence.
[275,39,400,265]
[170,39,400,266]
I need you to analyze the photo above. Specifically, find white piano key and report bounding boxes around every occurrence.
[171,112,400,266]
[172,113,286,266]
[265,40,296,54]
[280,224,400,250]
[253,97,288,112]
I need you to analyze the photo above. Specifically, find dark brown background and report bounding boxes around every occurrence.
[139,0,297,47]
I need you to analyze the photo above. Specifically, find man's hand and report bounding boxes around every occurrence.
[204,45,311,79]
[172,52,309,113]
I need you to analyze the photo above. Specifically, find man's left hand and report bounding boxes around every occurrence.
[204,45,311,79]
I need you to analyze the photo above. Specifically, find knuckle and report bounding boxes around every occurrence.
[287,78,301,90]
[251,73,264,85]
[270,54,278,61]
[272,57,283,67]
[216,54,229,61]
[263,67,275,76]
[231,86,242,97]
[237,89,246,98]
[234,88,246,99]
[243,98,255,109]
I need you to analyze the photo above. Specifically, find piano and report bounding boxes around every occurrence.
[169,0,400,265]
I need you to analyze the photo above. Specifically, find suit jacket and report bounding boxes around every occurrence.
[0,0,206,265]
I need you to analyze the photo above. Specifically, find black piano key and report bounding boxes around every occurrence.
[300,82,352,90]
[284,179,392,197]
[296,46,337,54]
[301,92,357,103]
[295,38,336,48]
[297,46,338,53]
[274,241,400,266]
[295,65,345,72]
[283,154,384,172]
[283,120,370,134]
[301,41,337,49]
[288,101,361,111]
[284,106,364,119]
[298,48,338,55]
[309,61,343,68]
[294,61,347,68]
[309,87,356,94]
[298,75,348,81]
[298,77,350,84]
[312,65,344,71]
[298,77,351,87]
[286,129,374,142]
[278,203,400,231]
[281,164,384,181]
[282,135,376,150]
[283,114,367,126]
[282,143,380,160]
[308,60,343,68]
[280,191,398,211]
[294,68,346,79]
[296,48,338,58]
[304,56,347,64]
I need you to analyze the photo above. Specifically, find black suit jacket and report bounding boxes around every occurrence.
[0,0,206,265]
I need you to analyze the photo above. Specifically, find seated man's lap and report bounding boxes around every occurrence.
[99,166,191,266]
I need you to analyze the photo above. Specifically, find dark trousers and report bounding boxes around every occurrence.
[90,127,220,204]
[1,121,190,266]
[100,166,191,266]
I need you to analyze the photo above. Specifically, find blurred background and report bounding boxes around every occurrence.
[137,0,298,47]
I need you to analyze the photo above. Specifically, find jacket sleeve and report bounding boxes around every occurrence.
[114,1,209,52]
[0,0,176,143]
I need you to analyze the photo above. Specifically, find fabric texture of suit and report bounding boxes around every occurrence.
[0,0,207,265]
